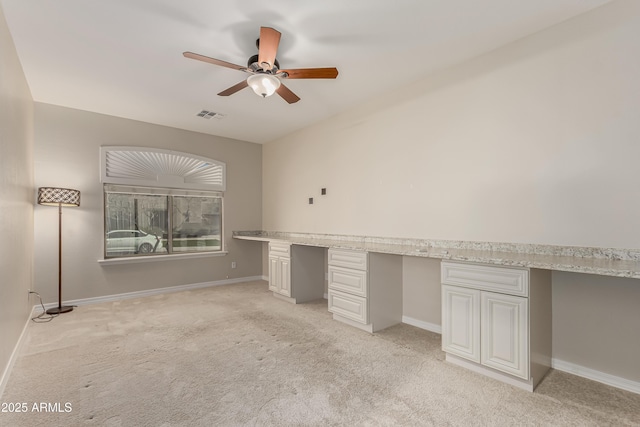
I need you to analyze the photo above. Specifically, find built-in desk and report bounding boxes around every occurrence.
[234,231,640,278]
[233,230,640,392]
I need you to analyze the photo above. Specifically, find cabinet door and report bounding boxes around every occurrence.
[268,256,279,292]
[279,257,291,297]
[481,292,529,380]
[442,285,480,363]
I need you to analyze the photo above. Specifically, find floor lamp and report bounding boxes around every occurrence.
[37,187,81,315]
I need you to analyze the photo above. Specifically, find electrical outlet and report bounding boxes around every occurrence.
[231,261,237,269]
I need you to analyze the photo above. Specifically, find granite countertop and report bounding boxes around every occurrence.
[233,231,640,279]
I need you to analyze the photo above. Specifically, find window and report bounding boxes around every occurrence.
[100,146,226,259]
[172,195,222,253]
[104,186,223,258]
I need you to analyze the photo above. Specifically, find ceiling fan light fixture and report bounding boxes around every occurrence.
[247,74,281,98]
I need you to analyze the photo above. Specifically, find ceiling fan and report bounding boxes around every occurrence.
[183,26,338,104]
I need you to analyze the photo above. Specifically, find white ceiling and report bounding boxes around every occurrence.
[1,0,610,144]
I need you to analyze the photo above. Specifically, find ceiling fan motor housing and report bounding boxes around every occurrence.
[247,54,280,73]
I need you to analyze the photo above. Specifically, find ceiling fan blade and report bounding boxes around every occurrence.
[218,80,249,96]
[257,27,281,71]
[276,83,300,104]
[277,67,339,79]
[183,52,246,72]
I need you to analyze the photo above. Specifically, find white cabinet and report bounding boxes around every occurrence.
[441,261,551,391]
[268,242,324,304]
[328,248,402,333]
[268,242,291,297]
[328,249,369,328]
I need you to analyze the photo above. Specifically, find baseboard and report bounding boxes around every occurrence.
[261,275,268,281]
[35,276,266,312]
[0,307,34,399]
[402,315,442,334]
[552,358,640,395]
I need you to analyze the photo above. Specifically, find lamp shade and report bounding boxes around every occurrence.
[37,187,81,207]
[247,74,281,98]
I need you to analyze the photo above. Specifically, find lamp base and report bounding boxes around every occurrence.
[46,306,74,315]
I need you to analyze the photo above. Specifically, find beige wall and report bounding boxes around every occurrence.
[263,1,640,382]
[402,257,441,327]
[33,103,262,303]
[553,271,640,382]
[264,1,640,248]
[0,4,34,391]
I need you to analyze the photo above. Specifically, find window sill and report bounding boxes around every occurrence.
[98,251,228,266]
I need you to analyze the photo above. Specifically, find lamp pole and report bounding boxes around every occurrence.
[57,203,63,310]
[46,202,73,315]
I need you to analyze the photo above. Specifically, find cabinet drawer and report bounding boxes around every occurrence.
[328,249,367,271]
[268,242,291,257]
[441,262,528,297]
[328,266,368,297]
[328,289,368,324]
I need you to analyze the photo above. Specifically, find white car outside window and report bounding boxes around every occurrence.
[106,230,163,256]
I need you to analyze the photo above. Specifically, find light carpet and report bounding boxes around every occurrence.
[2,280,639,426]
